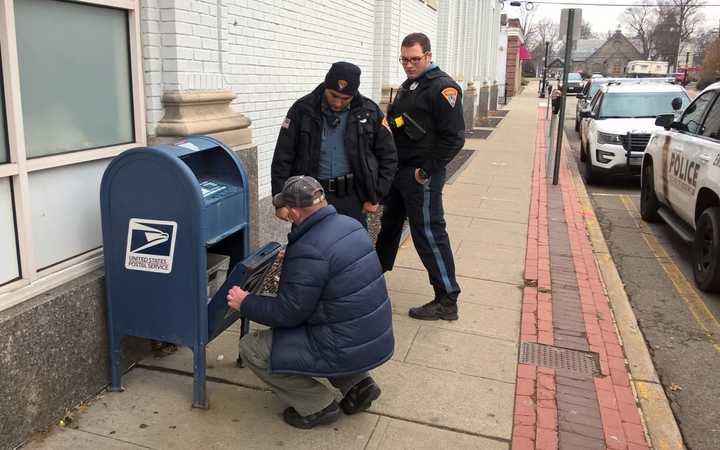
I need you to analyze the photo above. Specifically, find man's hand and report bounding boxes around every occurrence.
[275,207,290,222]
[227,286,249,311]
[362,201,379,214]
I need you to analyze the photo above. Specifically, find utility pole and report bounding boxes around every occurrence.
[553,9,576,185]
[539,41,550,98]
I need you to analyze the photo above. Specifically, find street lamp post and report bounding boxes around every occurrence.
[540,41,550,98]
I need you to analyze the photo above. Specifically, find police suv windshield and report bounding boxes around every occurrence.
[599,92,689,119]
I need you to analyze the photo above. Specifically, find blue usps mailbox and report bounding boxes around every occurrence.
[100,136,277,408]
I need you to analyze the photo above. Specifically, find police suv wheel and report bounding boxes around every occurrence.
[579,140,587,162]
[640,162,661,222]
[693,207,720,292]
[584,148,598,185]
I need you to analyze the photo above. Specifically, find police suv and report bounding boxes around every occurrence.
[641,81,720,291]
[579,81,689,184]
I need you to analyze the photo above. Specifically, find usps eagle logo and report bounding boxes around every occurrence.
[124,218,178,274]
[338,79,348,91]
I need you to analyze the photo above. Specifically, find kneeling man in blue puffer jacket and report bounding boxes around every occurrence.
[227,175,394,429]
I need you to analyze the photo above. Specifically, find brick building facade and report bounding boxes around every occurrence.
[505,18,524,98]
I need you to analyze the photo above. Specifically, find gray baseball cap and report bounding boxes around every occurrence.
[272,176,325,209]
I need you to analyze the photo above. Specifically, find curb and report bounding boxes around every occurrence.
[564,136,686,450]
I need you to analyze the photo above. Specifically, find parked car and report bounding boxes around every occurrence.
[566,72,584,94]
[579,81,690,184]
[641,81,720,291]
[576,77,678,133]
[576,77,612,132]
[672,71,692,86]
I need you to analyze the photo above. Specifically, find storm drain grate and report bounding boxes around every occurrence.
[476,117,503,128]
[519,342,601,376]
[464,129,492,139]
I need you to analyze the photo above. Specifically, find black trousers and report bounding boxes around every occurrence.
[376,167,460,299]
[326,190,367,229]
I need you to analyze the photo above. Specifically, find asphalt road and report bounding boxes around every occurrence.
[560,97,720,450]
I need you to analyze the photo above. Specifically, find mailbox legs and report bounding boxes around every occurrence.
[192,344,209,409]
[108,331,124,392]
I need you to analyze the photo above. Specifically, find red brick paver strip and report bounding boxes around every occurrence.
[511,108,650,450]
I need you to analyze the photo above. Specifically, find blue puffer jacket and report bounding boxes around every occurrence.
[241,205,394,376]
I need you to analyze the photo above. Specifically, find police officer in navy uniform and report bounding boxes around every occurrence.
[271,62,397,228]
[376,33,465,320]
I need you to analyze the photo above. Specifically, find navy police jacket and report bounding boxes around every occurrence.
[240,206,394,376]
[388,66,465,177]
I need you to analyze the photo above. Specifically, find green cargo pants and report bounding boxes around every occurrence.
[239,329,368,416]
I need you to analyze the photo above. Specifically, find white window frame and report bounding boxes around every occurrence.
[0,0,145,311]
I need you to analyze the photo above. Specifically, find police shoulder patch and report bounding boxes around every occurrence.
[281,117,291,129]
[382,116,392,132]
[441,87,458,108]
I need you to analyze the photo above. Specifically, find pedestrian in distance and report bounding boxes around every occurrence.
[271,62,397,228]
[375,32,465,321]
[228,176,393,429]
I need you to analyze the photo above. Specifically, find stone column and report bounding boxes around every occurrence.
[477,81,490,122]
[462,81,478,130]
[490,82,499,112]
[152,89,260,249]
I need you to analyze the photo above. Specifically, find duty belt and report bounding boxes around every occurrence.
[319,173,354,197]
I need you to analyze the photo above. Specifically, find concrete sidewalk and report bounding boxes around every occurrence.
[21,86,543,450]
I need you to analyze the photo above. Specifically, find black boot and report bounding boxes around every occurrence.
[282,402,340,429]
[408,296,458,321]
[340,377,381,415]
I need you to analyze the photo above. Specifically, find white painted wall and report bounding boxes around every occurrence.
[140,1,512,198]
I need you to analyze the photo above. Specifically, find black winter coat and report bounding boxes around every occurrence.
[240,206,394,376]
[271,84,398,204]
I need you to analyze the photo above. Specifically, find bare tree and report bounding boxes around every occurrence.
[533,18,560,53]
[698,36,720,89]
[580,20,598,39]
[519,6,538,50]
[528,19,560,75]
[658,0,705,66]
[620,1,658,58]
[694,27,716,65]
[654,9,682,65]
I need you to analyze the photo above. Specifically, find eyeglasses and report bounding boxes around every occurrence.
[398,53,428,66]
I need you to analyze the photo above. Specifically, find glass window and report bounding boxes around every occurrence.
[679,91,716,135]
[0,178,19,284]
[15,0,134,158]
[700,97,720,140]
[29,159,109,269]
[599,92,690,119]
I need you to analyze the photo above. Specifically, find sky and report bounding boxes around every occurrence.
[505,0,720,39]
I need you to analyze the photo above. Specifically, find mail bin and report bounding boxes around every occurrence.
[100,135,280,408]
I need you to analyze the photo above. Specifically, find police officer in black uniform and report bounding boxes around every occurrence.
[271,62,397,228]
[376,33,465,320]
